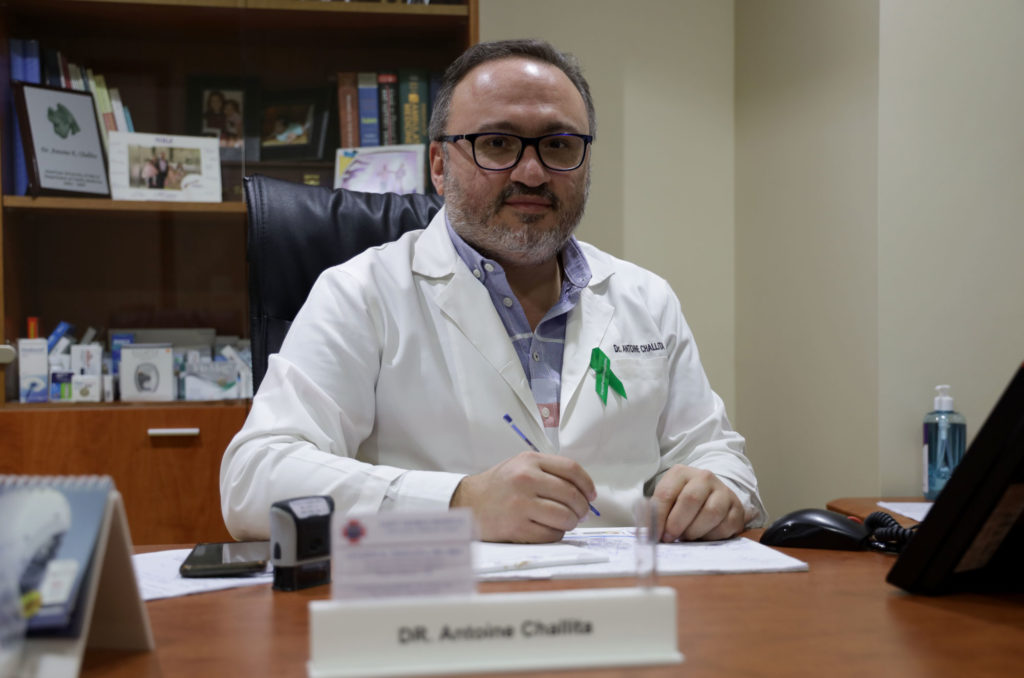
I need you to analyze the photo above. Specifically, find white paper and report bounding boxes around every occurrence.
[877,501,932,522]
[479,528,808,581]
[131,549,271,601]
[473,542,608,574]
[133,528,807,601]
[107,131,222,202]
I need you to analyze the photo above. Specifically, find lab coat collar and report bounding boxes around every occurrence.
[412,208,616,433]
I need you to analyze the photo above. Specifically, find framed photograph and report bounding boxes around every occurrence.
[185,76,260,156]
[106,131,222,202]
[259,88,331,161]
[12,82,110,197]
[333,144,426,195]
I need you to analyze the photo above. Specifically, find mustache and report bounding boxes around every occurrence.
[498,183,560,210]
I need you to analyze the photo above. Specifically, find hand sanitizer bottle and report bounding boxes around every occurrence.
[923,385,967,500]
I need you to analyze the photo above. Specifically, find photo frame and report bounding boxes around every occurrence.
[12,82,110,197]
[185,76,261,160]
[258,88,332,161]
[106,131,222,202]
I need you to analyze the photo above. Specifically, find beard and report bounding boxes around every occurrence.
[443,158,590,267]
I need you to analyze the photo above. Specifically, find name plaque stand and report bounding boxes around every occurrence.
[307,586,683,677]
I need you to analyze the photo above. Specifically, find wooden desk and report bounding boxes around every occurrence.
[827,496,925,527]
[84,533,1024,678]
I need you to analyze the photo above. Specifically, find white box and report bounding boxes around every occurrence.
[18,338,49,403]
[70,343,103,376]
[71,374,102,402]
[119,344,175,401]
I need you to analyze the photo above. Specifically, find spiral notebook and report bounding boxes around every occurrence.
[0,475,153,678]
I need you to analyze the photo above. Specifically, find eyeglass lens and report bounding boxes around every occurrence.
[473,134,586,171]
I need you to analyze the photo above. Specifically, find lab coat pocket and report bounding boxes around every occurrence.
[588,355,669,470]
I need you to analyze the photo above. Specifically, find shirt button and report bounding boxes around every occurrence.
[541,407,551,418]
[473,269,482,279]
[484,263,495,273]
[532,351,540,362]
[502,297,513,307]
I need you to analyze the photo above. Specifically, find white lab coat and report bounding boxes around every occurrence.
[220,208,766,539]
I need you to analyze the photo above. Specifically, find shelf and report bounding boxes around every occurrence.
[0,399,250,412]
[246,1,468,17]
[2,195,246,214]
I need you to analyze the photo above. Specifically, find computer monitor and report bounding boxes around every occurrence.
[887,362,1024,595]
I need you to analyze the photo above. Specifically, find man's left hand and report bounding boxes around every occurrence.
[651,465,745,542]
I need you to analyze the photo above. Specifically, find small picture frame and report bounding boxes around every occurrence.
[185,76,260,157]
[12,82,110,197]
[106,131,222,202]
[259,88,331,161]
[334,144,426,195]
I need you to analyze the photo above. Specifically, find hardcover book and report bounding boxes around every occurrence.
[336,71,359,149]
[92,74,118,136]
[8,38,28,196]
[357,72,380,147]
[398,68,428,145]
[376,71,399,146]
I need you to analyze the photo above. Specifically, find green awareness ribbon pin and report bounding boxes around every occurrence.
[590,347,627,405]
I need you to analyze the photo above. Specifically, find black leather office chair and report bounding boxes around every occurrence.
[244,175,444,391]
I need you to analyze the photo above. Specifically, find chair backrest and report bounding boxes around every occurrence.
[244,174,444,391]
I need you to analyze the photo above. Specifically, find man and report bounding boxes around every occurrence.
[221,39,765,543]
[155,151,169,189]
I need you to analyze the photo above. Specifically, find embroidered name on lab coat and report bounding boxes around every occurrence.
[612,342,666,354]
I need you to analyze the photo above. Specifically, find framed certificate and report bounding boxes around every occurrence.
[12,82,110,197]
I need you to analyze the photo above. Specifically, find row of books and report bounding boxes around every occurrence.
[337,70,442,149]
[7,38,133,195]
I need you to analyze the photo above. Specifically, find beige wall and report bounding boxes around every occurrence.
[735,0,881,518]
[479,0,739,412]
[480,0,1024,519]
[876,0,1024,496]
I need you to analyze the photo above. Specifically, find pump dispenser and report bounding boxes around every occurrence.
[923,385,967,500]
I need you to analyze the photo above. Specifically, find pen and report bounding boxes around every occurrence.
[502,413,600,517]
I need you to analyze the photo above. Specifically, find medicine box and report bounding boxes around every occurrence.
[17,338,48,403]
[70,344,103,376]
[72,374,102,402]
[119,344,175,402]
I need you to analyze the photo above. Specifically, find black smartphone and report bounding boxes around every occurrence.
[179,540,271,578]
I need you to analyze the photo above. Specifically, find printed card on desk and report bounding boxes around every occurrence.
[331,509,475,600]
[107,131,221,202]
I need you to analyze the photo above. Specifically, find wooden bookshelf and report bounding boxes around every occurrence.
[0,0,477,543]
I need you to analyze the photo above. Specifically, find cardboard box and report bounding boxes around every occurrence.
[72,374,102,402]
[71,343,103,376]
[119,344,175,401]
[17,338,48,403]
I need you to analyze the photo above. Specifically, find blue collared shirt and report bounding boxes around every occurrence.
[446,217,591,443]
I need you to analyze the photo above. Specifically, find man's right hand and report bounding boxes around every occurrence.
[450,451,597,543]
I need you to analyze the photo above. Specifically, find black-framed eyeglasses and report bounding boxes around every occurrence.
[437,132,593,172]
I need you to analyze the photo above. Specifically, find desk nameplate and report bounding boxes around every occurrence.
[308,586,682,677]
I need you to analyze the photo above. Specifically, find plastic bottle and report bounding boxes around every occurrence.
[922,385,967,500]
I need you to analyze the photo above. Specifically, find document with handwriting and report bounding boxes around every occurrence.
[478,528,808,581]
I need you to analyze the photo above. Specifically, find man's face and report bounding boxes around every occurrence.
[430,57,591,267]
